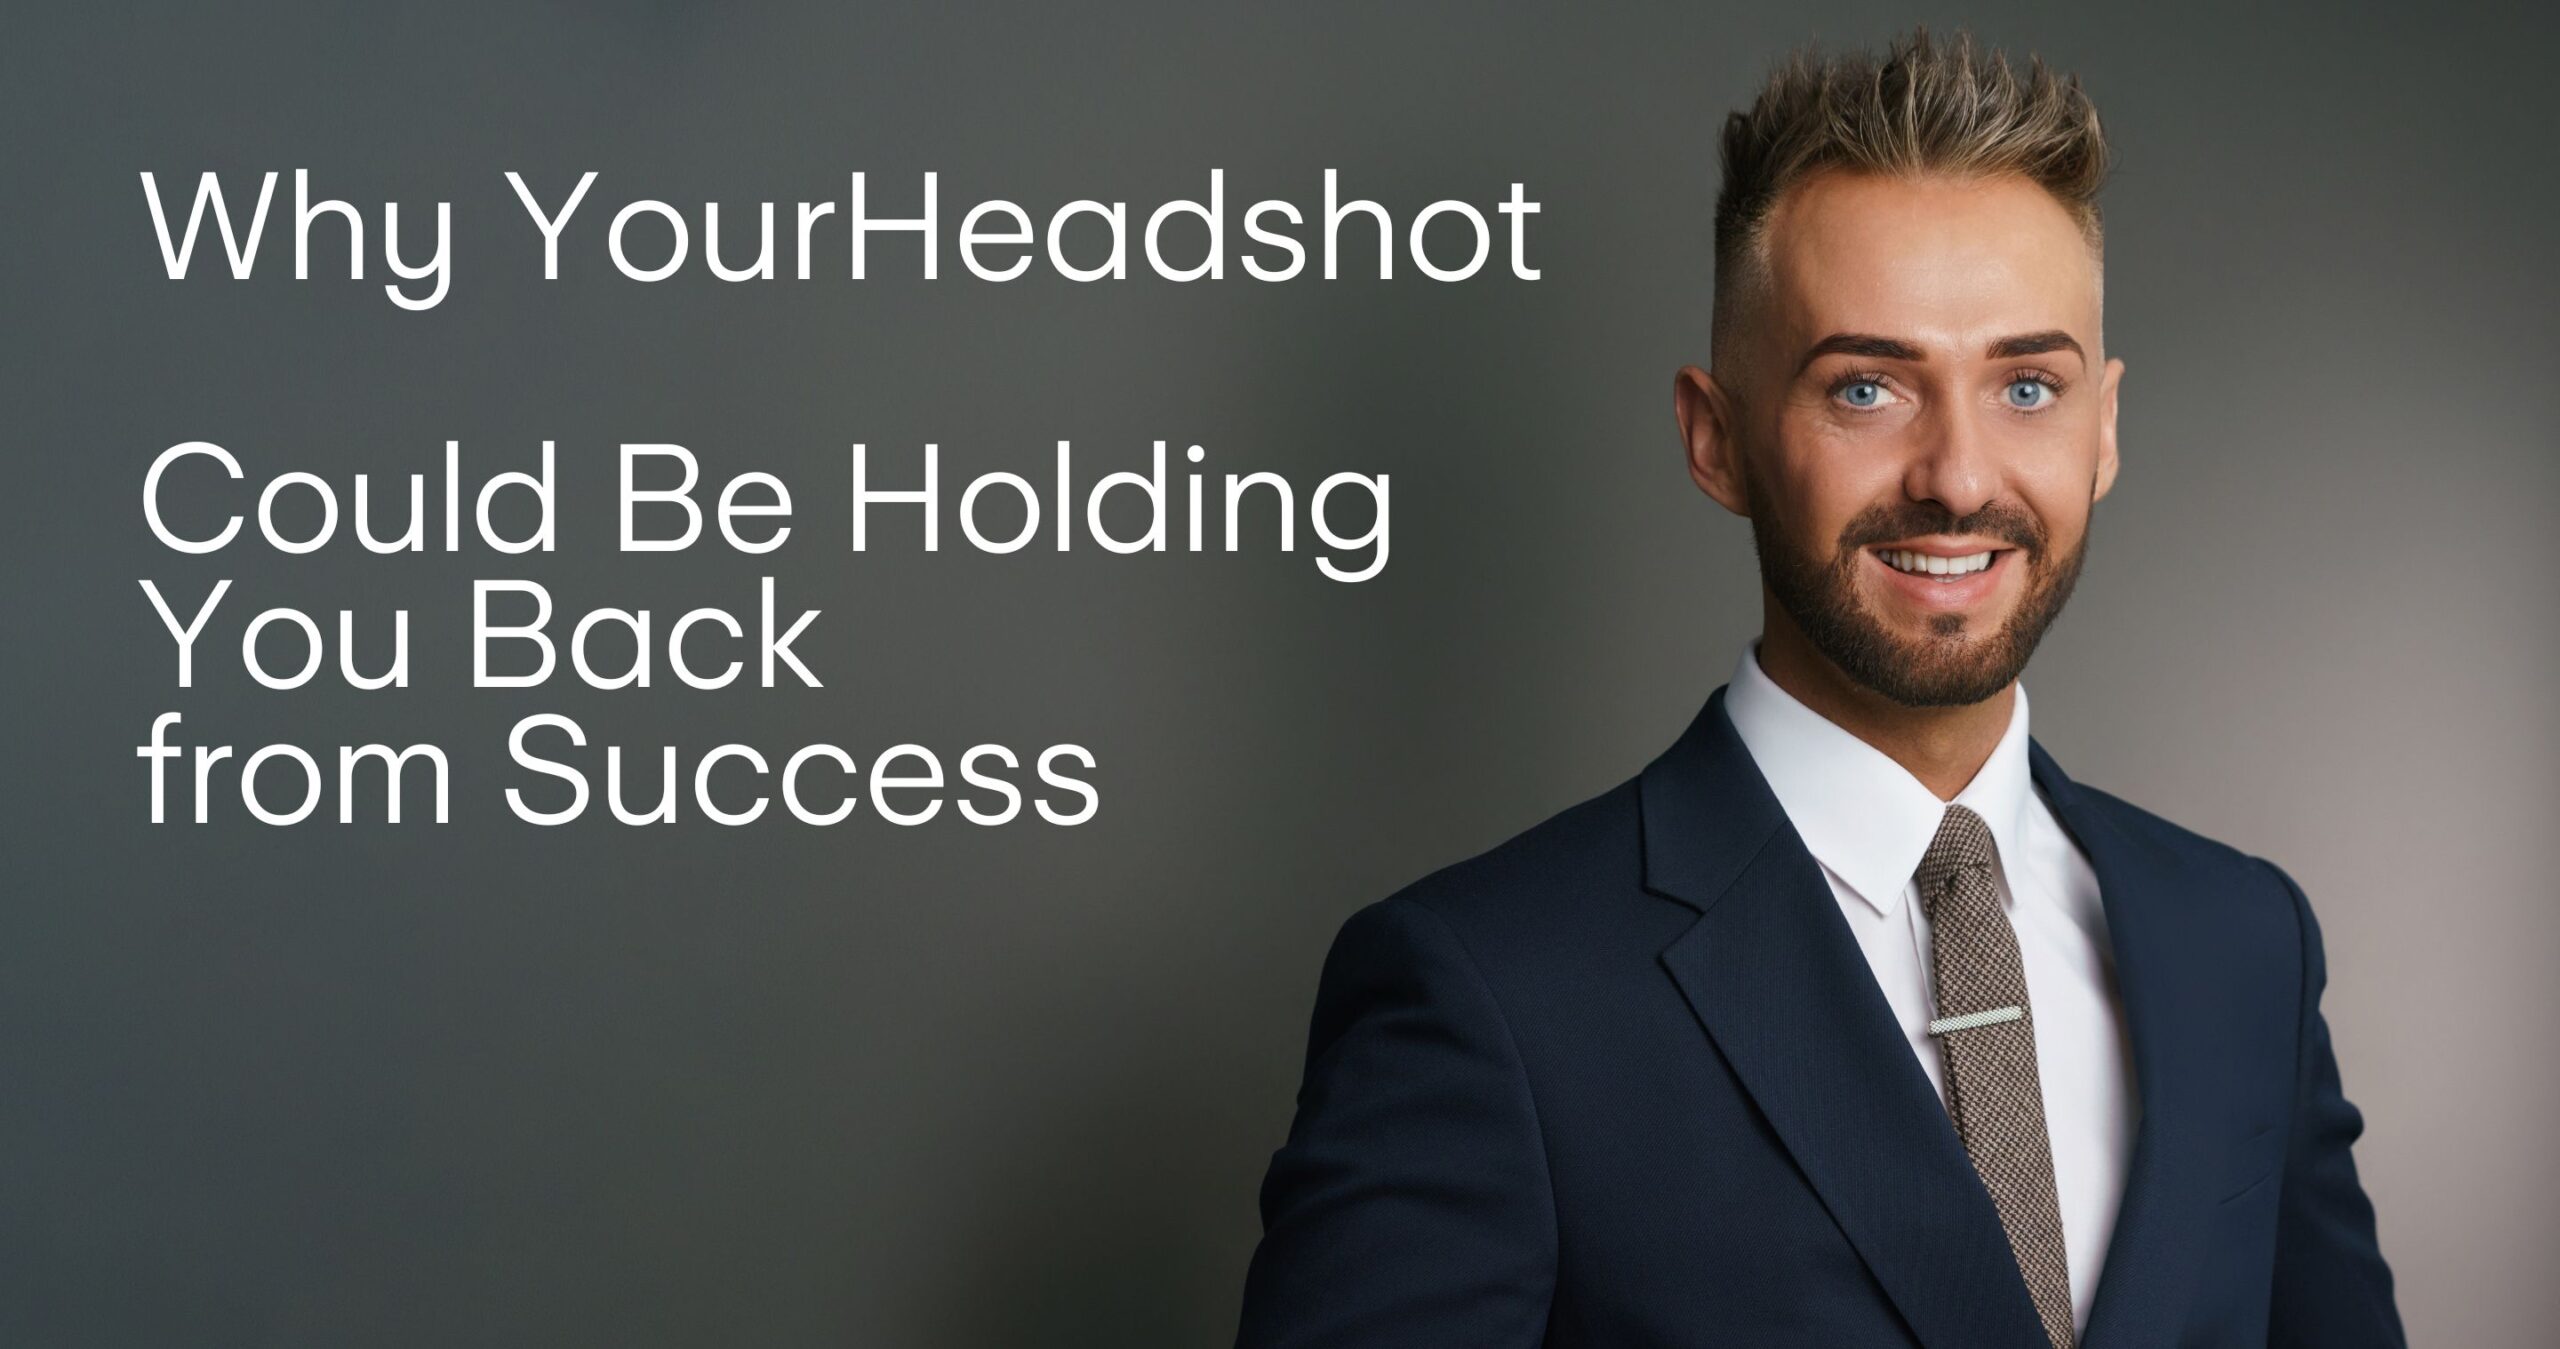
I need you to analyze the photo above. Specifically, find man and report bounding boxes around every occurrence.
[1233,28,2401,1349]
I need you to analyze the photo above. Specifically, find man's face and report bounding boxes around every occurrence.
[1682,170,2123,708]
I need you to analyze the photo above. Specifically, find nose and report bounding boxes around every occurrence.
[1902,398,2000,521]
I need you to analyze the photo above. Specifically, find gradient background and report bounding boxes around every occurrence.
[7,2,2553,1344]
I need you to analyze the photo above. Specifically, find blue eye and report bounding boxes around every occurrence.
[2004,378,2055,410]
[1839,380,1885,408]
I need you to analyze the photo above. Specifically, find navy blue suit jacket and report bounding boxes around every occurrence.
[1236,687,2402,1348]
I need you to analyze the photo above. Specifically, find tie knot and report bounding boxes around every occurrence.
[1914,803,1998,911]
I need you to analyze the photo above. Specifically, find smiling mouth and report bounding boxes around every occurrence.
[1873,546,2011,580]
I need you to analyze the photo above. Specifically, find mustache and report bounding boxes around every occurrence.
[1841,504,2044,556]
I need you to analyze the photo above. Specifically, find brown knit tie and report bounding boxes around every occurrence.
[1916,804,2075,1349]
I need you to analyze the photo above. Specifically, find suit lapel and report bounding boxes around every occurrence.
[2027,740,2218,1348]
[1642,688,2052,1349]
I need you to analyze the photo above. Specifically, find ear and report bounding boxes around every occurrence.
[1675,365,1750,516]
[2091,355,2124,503]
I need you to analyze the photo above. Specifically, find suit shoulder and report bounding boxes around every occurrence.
[2060,776,2298,916]
[1379,775,1648,937]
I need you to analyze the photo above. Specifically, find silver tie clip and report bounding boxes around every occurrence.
[1927,1005,2025,1036]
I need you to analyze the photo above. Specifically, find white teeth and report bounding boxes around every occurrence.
[1880,548,1994,577]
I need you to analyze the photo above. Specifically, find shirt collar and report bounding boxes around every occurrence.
[1720,638,2037,917]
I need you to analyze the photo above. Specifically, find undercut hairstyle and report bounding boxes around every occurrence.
[1711,26,2112,366]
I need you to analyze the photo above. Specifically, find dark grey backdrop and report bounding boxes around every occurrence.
[7,3,2554,1345]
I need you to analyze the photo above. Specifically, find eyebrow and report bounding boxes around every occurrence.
[1795,329,2086,375]
[1987,330,2085,361]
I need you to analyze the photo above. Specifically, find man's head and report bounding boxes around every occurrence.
[1677,28,2123,709]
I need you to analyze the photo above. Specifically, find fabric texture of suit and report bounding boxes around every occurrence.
[1234,686,2403,1348]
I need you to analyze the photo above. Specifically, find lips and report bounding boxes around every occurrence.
[1866,545,2014,611]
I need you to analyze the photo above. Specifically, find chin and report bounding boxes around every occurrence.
[1843,619,2024,707]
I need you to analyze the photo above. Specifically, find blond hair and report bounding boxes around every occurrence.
[1712,27,2112,361]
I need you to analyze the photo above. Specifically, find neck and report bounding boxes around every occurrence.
[1752,606,2014,802]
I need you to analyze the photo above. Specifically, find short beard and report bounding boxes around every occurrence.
[1743,470,2088,708]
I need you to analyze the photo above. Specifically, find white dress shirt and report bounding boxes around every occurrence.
[1720,640,2137,1334]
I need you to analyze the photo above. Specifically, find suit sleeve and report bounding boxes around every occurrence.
[2255,857,2406,1348]
[1234,895,1558,1349]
